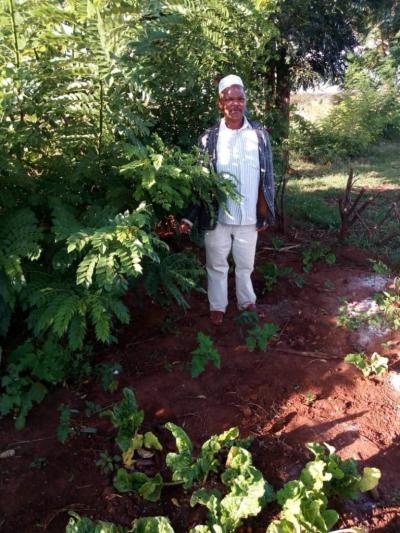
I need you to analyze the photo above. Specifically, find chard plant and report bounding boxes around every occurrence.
[165,424,248,488]
[66,511,174,532]
[344,352,389,377]
[189,446,274,533]
[267,442,381,532]
[104,387,162,468]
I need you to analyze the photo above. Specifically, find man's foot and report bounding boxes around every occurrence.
[210,310,224,325]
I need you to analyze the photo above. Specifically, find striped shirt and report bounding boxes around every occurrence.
[216,117,260,225]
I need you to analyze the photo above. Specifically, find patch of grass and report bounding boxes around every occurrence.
[287,141,400,260]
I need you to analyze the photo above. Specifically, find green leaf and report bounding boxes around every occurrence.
[144,431,163,450]
[358,467,381,492]
[133,516,175,532]
[165,422,193,453]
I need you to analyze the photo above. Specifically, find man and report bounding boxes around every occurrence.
[180,74,275,325]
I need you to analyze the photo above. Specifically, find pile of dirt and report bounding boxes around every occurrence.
[0,235,399,532]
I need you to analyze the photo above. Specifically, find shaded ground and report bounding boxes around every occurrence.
[1,233,400,532]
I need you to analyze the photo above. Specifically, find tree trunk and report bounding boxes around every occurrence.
[275,46,291,173]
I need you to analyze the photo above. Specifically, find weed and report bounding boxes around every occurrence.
[271,236,285,251]
[96,452,121,475]
[235,310,259,327]
[302,243,336,272]
[375,290,400,330]
[30,457,48,470]
[190,332,221,378]
[246,323,279,352]
[84,400,103,418]
[304,392,317,405]
[370,259,391,276]
[103,388,162,468]
[344,352,389,377]
[95,362,122,393]
[57,404,79,444]
[257,262,293,293]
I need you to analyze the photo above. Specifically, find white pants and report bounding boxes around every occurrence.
[204,223,258,312]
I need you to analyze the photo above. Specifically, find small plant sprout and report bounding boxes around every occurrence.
[257,261,293,293]
[304,392,317,405]
[96,452,121,475]
[190,332,221,378]
[246,323,279,352]
[302,243,336,273]
[271,236,285,250]
[95,361,123,392]
[369,258,391,276]
[344,352,389,377]
[103,388,162,468]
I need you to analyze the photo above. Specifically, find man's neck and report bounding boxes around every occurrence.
[224,117,245,130]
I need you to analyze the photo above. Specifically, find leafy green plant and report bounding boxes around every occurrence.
[344,352,389,377]
[104,388,162,467]
[267,442,381,532]
[96,452,121,475]
[246,323,279,352]
[190,446,274,532]
[165,424,244,489]
[375,289,400,330]
[57,404,79,444]
[257,262,293,293]
[302,244,336,273]
[66,512,175,532]
[190,332,221,378]
[95,362,123,393]
[271,236,285,251]
[114,470,164,502]
[370,259,391,276]
[306,442,381,499]
[304,392,317,406]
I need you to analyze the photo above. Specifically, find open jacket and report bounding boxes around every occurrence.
[184,119,275,232]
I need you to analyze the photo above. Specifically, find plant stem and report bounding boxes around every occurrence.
[98,79,104,158]
[8,0,20,68]
[163,481,184,487]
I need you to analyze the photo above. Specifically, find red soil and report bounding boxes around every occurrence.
[1,234,399,532]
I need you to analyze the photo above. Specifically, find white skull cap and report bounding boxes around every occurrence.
[218,74,244,94]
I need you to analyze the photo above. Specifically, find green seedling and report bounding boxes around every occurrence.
[84,400,103,417]
[96,451,121,475]
[304,392,317,405]
[57,404,79,444]
[95,361,122,392]
[246,323,279,352]
[370,259,391,275]
[375,290,400,330]
[271,236,285,250]
[190,332,221,378]
[104,387,162,468]
[257,261,293,293]
[344,352,389,377]
[302,243,336,273]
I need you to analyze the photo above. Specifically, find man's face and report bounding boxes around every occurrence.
[218,84,246,124]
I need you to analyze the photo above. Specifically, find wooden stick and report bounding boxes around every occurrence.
[269,347,342,360]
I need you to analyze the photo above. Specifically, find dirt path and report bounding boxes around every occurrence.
[1,237,399,532]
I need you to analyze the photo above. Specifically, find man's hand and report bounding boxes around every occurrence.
[178,221,192,234]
